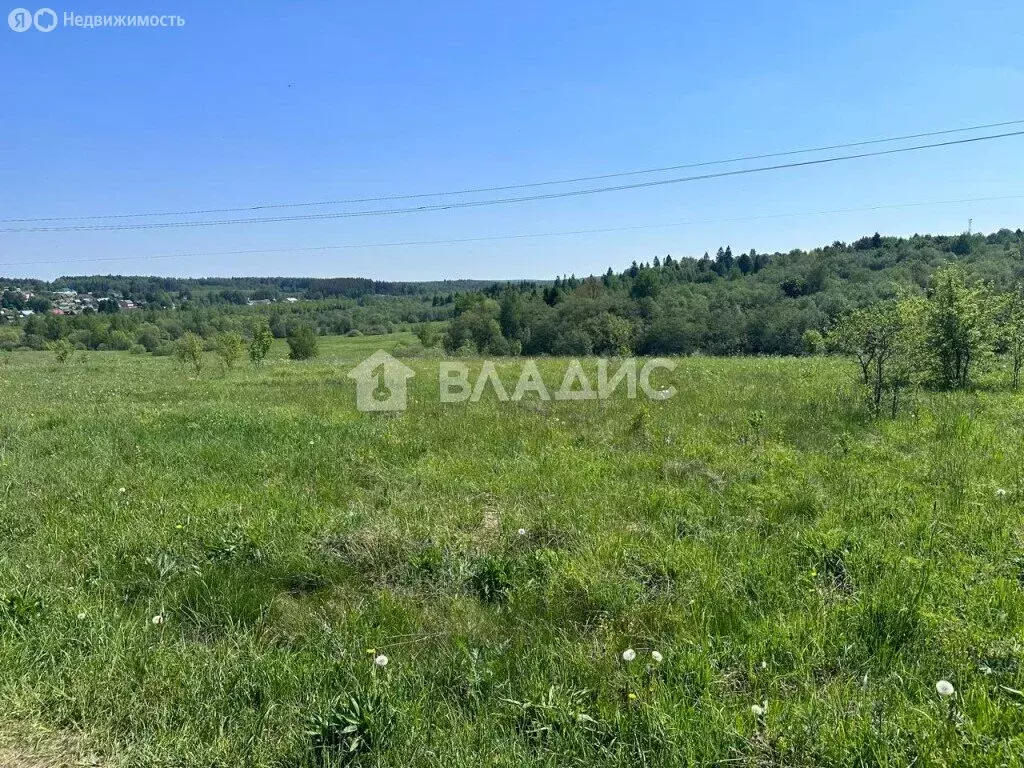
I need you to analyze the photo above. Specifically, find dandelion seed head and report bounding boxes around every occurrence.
[151,614,165,626]
[936,680,955,697]
[518,528,527,536]
[651,650,663,663]
[996,488,1007,498]
[374,654,389,668]
[621,648,636,662]
[118,487,126,494]
[751,704,766,717]
[77,612,86,620]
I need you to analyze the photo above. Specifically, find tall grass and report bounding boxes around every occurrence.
[0,338,1022,765]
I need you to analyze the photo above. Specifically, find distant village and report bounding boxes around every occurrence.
[0,288,139,323]
[0,285,304,323]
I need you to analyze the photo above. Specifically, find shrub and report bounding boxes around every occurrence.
[287,325,319,361]
[49,338,74,364]
[215,331,245,370]
[136,323,165,352]
[802,329,824,355]
[24,334,47,351]
[175,332,204,374]
[414,323,440,348]
[248,322,273,367]
[106,330,134,351]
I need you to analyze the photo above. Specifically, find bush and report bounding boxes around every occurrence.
[215,331,245,370]
[248,322,273,367]
[414,323,440,348]
[802,329,824,355]
[106,330,134,351]
[136,323,165,353]
[24,334,47,351]
[49,338,74,364]
[287,325,319,361]
[174,332,204,374]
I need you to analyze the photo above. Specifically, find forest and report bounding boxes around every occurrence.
[2,229,1022,358]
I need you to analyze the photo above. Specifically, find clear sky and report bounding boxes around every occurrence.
[2,0,1023,281]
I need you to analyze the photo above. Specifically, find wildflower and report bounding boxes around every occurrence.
[997,488,1007,498]
[374,654,389,668]
[751,703,767,717]
[151,614,165,626]
[627,692,637,701]
[622,648,636,662]
[518,528,527,536]
[77,612,86,620]
[936,680,955,697]
[651,650,663,663]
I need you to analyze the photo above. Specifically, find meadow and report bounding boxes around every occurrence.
[2,335,1024,766]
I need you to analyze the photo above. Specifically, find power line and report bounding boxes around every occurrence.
[2,193,1020,269]
[4,130,1023,235]
[4,118,1024,225]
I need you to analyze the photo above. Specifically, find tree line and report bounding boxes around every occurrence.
[441,229,1024,358]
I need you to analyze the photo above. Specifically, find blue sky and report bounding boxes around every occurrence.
[2,0,1023,280]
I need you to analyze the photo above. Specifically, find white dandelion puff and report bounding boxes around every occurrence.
[77,612,86,620]
[751,703,767,717]
[374,654,389,668]
[936,680,955,697]
[621,648,636,662]
[518,528,527,536]
[118,487,126,494]
[651,650,663,663]
[151,614,165,626]
[996,488,1007,498]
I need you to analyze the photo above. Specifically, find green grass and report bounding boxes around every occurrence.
[2,338,1024,766]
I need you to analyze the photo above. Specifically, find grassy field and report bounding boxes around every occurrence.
[2,336,1024,766]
